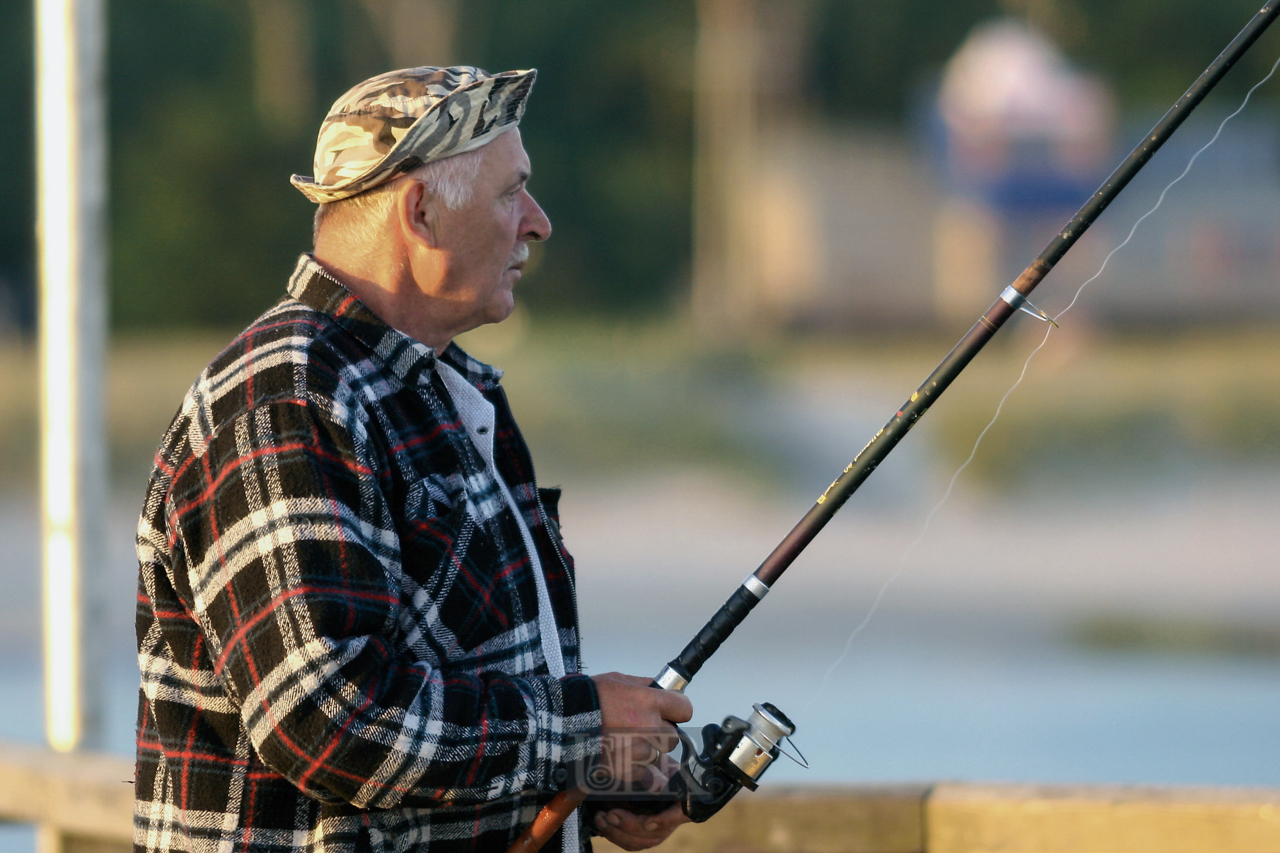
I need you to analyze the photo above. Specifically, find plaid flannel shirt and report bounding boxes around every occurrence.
[135,255,601,853]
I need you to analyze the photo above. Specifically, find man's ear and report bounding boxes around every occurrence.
[400,179,439,249]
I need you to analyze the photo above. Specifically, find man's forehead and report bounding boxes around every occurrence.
[487,129,532,179]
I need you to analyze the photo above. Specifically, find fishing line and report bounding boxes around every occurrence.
[1056,51,1280,321]
[800,331,1051,714]
[517,16,1280,849]
[802,51,1280,716]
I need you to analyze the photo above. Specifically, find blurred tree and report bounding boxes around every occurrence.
[808,0,1003,123]
[360,0,459,68]
[248,0,316,138]
[1067,0,1280,107]
[807,0,1280,123]
[107,0,379,329]
[457,1,697,316]
[106,0,695,327]
[4,0,1278,331]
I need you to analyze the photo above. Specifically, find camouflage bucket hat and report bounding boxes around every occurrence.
[291,66,536,204]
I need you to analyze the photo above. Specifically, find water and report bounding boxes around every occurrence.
[0,656,139,755]
[568,467,1280,788]
[0,464,1277,853]
[2,611,1277,789]
[629,628,1280,787]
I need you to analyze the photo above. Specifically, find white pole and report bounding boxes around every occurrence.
[36,0,109,753]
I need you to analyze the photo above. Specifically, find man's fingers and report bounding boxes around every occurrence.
[593,672,694,791]
[646,726,681,756]
[654,688,693,724]
[596,804,691,835]
[633,748,685,792]
[594,803,689,848]
[627,737,659,768]
[595,672,693,730]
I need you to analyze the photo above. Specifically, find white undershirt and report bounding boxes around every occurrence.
[435,361,578,851]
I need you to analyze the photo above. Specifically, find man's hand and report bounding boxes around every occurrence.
[591,754,689,851]
[592,802,689,851]
[591,672,692,788]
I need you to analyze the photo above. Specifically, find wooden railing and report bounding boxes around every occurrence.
[3,740,1278,853]
[602,782,1280,853]
[0,741,132,853]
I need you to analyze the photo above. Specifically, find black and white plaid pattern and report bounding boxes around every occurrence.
[135,254,600,853]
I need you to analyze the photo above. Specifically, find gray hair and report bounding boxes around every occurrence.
[312,146,486,248]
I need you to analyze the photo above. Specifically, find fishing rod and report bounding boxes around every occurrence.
[509,3,1280,850]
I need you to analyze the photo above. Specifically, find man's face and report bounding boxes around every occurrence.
[423,129,551,330]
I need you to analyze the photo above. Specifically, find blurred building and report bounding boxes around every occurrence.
[1075,112,1280,325]
[695,10,1280,332]
[693,0,943,332]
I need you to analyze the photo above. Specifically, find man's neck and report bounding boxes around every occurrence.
[312,252,454,353]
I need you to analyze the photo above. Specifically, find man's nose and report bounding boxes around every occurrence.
[521,191,552,242]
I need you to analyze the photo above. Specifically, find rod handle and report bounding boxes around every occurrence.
[506,788,588,853]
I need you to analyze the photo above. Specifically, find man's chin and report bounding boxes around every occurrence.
[486,295,517,325]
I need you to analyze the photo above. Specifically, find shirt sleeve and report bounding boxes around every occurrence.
[161,396,601,810]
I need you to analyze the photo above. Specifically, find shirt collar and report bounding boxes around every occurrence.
[287,254,504,391]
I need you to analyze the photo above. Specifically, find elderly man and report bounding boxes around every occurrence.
[134,67,691,853]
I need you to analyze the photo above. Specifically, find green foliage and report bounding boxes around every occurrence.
[1074,614,1280,659]
[809,0,1004,121]
[809,0,1280,121]
[1068,0,1280,107]
[106,0,695,328]
[456,1,696,315]
[0,0,34,329]
[928,329,1280,490]
[107,0,360,329]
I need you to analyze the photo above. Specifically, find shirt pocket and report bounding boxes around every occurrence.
[398,475,525,662]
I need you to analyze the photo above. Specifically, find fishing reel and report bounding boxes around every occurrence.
[672,701,802,822]
[580,702,801,825]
